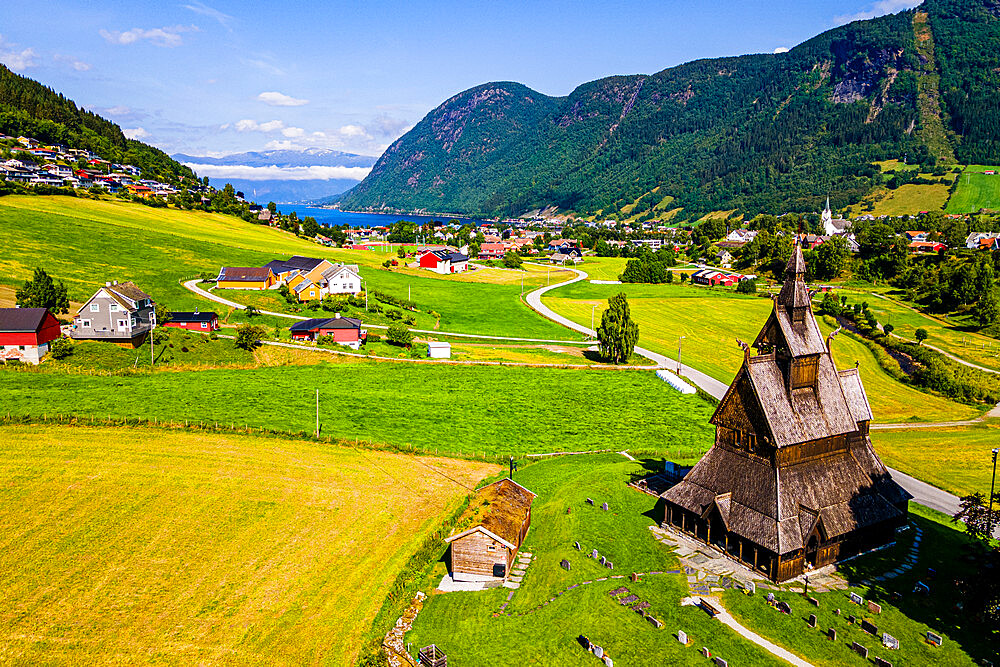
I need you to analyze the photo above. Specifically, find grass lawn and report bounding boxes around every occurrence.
[946,167,1000,213]
[872,422,1000,498]
[847,183,952,217]
[0,424,498,665]
[724,504,992,666]
[0,362,717,458]
[406,454,783,665]
[543,282,978,423]
[576,256,628,282]
[0,196,573,340]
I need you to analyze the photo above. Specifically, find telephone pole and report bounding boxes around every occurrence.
[315,389,320,438]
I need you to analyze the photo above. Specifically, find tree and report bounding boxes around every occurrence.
[267,201,277,213]
[819,292,842,316]
[974,289,1000,326]
[397,245,407,259]
[245,305,260,318]
[596,293,639,364]
[883,323,895,336]
[48,337,73,360]
[15,268,70,313]
[154,303,172,327]
[302,216,320,238]
[736,279,757,294]
[814,235,849,280]
[502,252,523,269]
[234,324,265,351]
[386,323,413,347]
[915,328,928,344]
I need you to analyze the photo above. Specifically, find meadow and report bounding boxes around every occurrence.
[0,362,717,457]
[405,454,986,665]
[0,424,498,665]
[946,166,1000,213]
[543,281,980,423]
[0,196,573,339]
[846,182,952,217]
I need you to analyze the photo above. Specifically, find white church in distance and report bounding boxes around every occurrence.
[822,197,853,236]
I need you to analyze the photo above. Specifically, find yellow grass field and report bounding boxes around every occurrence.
[846,182,952,217]
[0,424,498,665]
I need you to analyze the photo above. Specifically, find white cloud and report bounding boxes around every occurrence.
[234,119,286,132]
[99,25,199,47]
[123,127,151,140]
[339,124,368,138]
[183,1,233,29]
[281,127,306,138]
[242,58,286,76]
[774,47,790,54]
[105,106,132,116]
[257,91,308,107]
[53,54,91,71]
[0,35,38,71]
[834,0,921,25]
[181,163,371,182]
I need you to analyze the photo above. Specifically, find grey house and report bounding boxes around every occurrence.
[71,281,156,348]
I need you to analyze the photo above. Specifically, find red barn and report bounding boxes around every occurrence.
[289,315,365,349]
[0,308,63,364]
[165,311,219,331]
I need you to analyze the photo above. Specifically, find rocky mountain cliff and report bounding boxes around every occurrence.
[340,0,1000,220]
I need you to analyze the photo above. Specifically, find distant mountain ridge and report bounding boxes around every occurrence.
[341,0,1000,221]
[173,148,376,169]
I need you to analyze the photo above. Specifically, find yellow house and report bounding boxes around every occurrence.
[216,267,275,290]
[293,279,322,302]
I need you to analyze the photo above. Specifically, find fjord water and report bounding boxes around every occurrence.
[281,206,491,228]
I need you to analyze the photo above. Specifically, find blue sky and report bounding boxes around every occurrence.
[1,0,921,167]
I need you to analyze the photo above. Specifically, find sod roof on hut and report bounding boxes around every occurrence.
[446,478,535,549]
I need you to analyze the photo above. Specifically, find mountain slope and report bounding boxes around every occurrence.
[0,65,194,185]
[341,0,1000,220]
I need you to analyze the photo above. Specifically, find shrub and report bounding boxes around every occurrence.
[386,324,413,347]
[385,309,403,321]
[736,279,757,294]
[366,333,381,343]
[48,337,73,360]
[234,324,266,351]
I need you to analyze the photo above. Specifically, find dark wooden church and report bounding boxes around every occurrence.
[660,246,910,582]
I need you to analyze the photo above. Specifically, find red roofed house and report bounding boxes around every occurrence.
[909,241,946,253]
[0,308,62,364]
[478,243,507,259]
[165,310,220,331]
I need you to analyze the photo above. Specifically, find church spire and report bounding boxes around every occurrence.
[776,242,811,316]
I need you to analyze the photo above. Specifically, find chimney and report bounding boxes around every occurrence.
[335,312,341,319]
[105,281,111,287]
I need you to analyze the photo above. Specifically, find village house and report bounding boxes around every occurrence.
[661,246,910,582]
[319,263,362,296]
[263,256,333,286]
[71,281,156,348]
[419,249,470,274]
[0,308,63,364]
[165,310,219,331]
[215,267,276,290]
[966,232,1000,250]
[288,314,365,348]
[445,478,536,582]
[909,240,947,254]
[716,249,734,268]
[478,243,507,259]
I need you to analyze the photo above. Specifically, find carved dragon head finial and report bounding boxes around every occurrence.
[736,338,751,362]
[826,326,842,352]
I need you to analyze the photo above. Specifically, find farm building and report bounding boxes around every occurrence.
[909,241,946,254]
[289,314,365,348]
[419,250,469,274]
[661,246,910,583]
[165,310,219,331]
[263,256,333,285]
[427,341,451,359]
[215,267,275,290]
[446,478,535,582]
[71,281,156,348]
[0,308,62,364]
[691,269,741,287]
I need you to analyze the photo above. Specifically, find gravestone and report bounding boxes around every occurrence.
[631,572,639,582]
[808,614,817,628]
[714,658,728,667]
[868,600,882,614]
[852,642,869,659]
[593,645,604,658]
[874,658,892,667]
[777,601,791,614]
[766,592,775,603]
[601,502,609,511]
[745,580,755,595]
[592,549,599,559]
[567,507,572,514]
[809,596,819,607]
[561,559,571,571]
[926,631,943,647]
[828,628,837,642]
[701,647,711,658]
[600,556,607,566]
[850,592,864,605]
[586,498,594,505]
[848,615,857,625]
[882,633,899,650]
[861,620,879,636]
[648,616,663,629]
[835,608,841,616]
[575,541,581,550]
[678,630,688,645]
[604,657,613,667]
[607,561,613,570]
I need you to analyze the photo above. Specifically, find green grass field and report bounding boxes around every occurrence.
[0,424,498,664]
[0,362,716,457]
[543,282,979,423]
[406,453,783,665]
[946,167,1000,213]
[848,183,952,217]
[0,196,573,339]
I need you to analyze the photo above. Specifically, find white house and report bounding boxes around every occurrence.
[320,263,363,295]
[419,250,469,274]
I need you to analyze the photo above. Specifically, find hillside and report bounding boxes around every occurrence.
[0,65,194,184]
[341,0,1000,220]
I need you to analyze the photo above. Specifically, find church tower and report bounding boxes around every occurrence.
[822,196,836,236]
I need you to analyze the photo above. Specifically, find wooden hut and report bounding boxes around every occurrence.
[660,245,910,582]
[445,478,535,582]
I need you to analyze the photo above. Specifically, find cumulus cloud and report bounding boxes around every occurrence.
[0,35,38,71]
[281,126,306,138]
[834,0,921,25]
[53,54,91,71]
[99,25,199,47]
[234,119,286,132]
[774,47,790,54]
[183,1,233,29]
[181,163,371,182]
[123,127,151,140]
[338,124,368,138]
[257,91,308,107]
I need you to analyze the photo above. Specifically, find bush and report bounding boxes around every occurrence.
[366,333,382,343]
[386,323,413,347]
[48,337,73,360]
[385,308,403,321]
[736,279,757,294]
[234,324,266,351]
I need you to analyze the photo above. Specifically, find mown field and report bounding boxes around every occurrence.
[0,424,498,665]
[847,183,952,217]
[543,281,980,423]
[406,454,986,666]
[946,166,1000,213]
[0,362,716,458]
[0,196,573,339]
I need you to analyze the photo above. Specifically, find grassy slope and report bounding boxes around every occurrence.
[407,454,783,666]
[0,196,572,339]
[0,424,498,665]
[543,282,978,423]
[0,363,717,458]
[946,167,1000,213]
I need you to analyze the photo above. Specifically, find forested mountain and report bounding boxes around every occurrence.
[0,65,194,184]
[341,0,1000,221]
